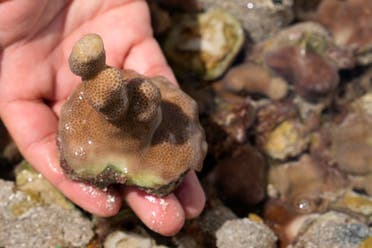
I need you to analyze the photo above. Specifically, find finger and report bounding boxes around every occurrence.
[122,37,178,85]
[175,171,206,219]
[0,100,121,216]
[122,187,185,236]
[57,180,121,217]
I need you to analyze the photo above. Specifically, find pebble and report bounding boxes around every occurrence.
[216,218,277,248]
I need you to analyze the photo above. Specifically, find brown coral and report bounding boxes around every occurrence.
[330,93,372,176]
[254,101,297,149]
[213,145,267,206]
[247,22,358,101]
[222,63,288,100]
[209,83,256,144]
[58,34,207,195]
[268,155,348,214]
[265,46,339,101]
[316,0,372,65]
[163,9,244,80]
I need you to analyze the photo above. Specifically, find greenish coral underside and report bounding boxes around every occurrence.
[74,160,167,189]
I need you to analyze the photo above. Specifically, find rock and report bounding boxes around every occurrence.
[15,161,74,210]
[209,83,256,144]
[265,46,340,101]
[268,155,348,214]
[316,0,372,65]
[199,204,237,237]
[103,230,168,248]
[331,93,372,176]
[213,145,267,206]
[263,120,310,160]
[173,195,237,248]
[293,95,330,121]
[198,0,294,42]
[254,101,297,150]
[247,22,359,101]
[330,93,372,195]
[327,93,372,197]
[330,190,372,218]
[291,211,372,248]
[0,179,93,248]
[163,9,244,80]
[172,233,200,248]
[216,218,277,248]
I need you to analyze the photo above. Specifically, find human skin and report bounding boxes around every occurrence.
[0,0,205,236]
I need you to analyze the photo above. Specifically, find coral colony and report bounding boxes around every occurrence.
[58,34,207,196]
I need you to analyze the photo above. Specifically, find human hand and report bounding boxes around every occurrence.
[0,0,205,236]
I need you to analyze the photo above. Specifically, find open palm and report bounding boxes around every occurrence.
[0,0,205,236]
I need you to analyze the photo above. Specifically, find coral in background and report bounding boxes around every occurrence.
[316,0,372,65]
[163,9,244,80]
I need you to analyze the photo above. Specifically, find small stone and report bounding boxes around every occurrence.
[254,101,297,148]
[292,211,372,248]
[200,204,237,237]
[316,0,372,65]
[331,93,372,176]
[214,145,267,206]
[198,0,294,42]
[0,179,93,248]
[268,155,348,214]
[265,46,340,101]
[263,199,302,247]
[331,190,372,217]
[216,218,277,248]
[264,120,309,160]
[15,161,74,210]
[252,21,353,69]
[103,230,166,248]
[163,9,244,80]
[173,201,238,247]
[209,83,256,144]
[248,213,264,224]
